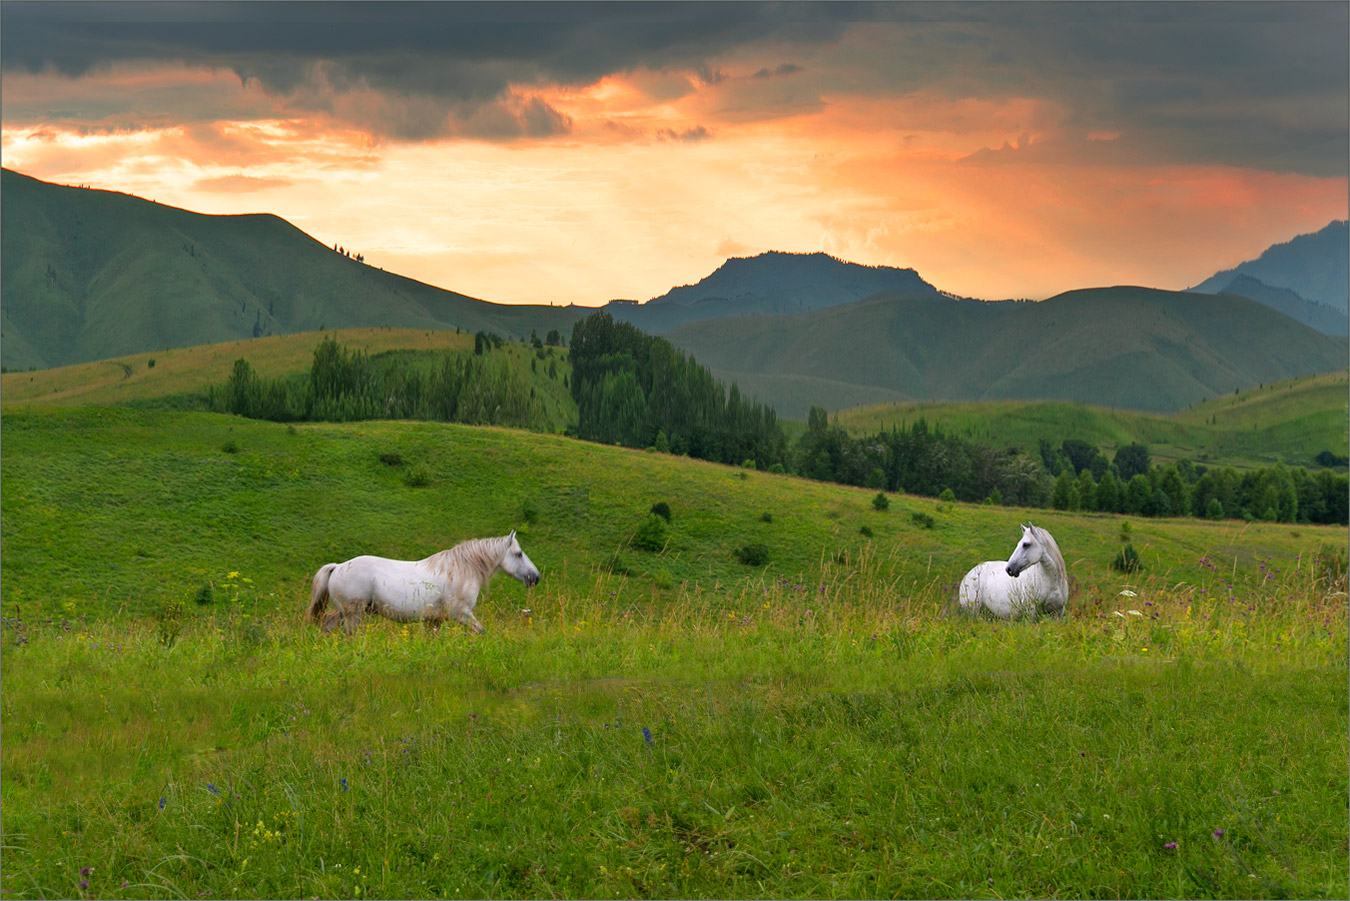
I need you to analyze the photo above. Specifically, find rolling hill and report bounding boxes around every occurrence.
[0,168,584,370]
[831,370,1349,471]
[661,287,1347,418]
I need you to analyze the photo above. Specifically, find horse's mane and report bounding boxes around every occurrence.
[1030,524,1067,582]
[426,535,510,580]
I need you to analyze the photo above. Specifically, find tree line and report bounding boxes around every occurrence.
[211,334,547,429]
[794,409,1347,525]
[568,311,789,468]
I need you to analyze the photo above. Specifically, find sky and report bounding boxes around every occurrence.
[2,0,1347,306]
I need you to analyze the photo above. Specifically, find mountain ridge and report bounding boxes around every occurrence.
[1189,220,1348,314]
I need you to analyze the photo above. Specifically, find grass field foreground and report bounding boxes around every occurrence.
[1,407,1346,899]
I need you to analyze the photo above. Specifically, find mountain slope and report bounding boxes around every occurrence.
[0,169,583,369]
[1212,275,1348,336]
[1190,220,1349,313]
[662,287,1347,417]
[603,250,947,331]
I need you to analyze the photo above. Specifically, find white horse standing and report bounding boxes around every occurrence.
[307,531,539,634]
[958,522,1068,619]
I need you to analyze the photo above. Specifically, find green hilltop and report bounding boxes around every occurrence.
[832,370,1349,471]
[0,168,584,370]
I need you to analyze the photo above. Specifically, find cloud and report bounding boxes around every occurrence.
[657,125,710,143]
[2,1,1344,174]
[194,174,293,193]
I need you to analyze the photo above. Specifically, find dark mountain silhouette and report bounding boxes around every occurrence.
[1190,220,1348,314]
[1211,274,1347,337]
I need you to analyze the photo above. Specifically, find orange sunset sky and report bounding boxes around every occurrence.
[2,1,1346,306]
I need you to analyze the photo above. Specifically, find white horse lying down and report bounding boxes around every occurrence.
[958,522,1068,619]
[307,531,539,634]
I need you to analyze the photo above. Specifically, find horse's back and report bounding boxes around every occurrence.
[959,560,1019,618]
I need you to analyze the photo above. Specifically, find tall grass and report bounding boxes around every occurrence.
[2,556,1345,900]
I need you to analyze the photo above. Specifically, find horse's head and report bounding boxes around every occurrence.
[502,530,540,588]
[1005,522,1046,578]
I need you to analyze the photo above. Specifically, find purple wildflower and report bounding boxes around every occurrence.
[341,778,349,791]
[1212,828,1225,839]
[642,726,653,746]
[78,882,89,891]
[158,797,166,809]
[80,867,92,877]
[1164,841,1178,849]
[207,783,220,794]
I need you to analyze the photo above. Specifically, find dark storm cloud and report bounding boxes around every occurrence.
[2,1,1345,172]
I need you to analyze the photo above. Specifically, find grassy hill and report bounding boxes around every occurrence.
[0,168,584,370]
[832,370,1350,471]
[2,407,1345,899]
[664,287,1347,418]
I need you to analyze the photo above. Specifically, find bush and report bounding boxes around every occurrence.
[734,542,770,566]
[378,451,405,467]
[404,463,433,488]
[194,583,215,606]
[911,511,936,530]
[519,498,540,524]
[859,525,874,537]
[742,458,757,470]
[872,492,890,512]
[760,512,774,523]
[1111,542,1142,573]
[631,514,668,552]
[939,488,956,502]
[650,501,672,522]
[222,439,240,455]
[768,463,785,475]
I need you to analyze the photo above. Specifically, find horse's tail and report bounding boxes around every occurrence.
[307,563,337,622]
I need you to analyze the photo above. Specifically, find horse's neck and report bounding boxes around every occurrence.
[1034,533,1069,596]
[432,536,507,581]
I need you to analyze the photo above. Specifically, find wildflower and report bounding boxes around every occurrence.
[1212,828,1225,839]
[80,867,92,877]
[227,572,239,580]
[158,797,166,809]
[207,783,221,794]
[1164,841,1178,849]
[642,727,653,746]
[78,882,89,891]
[341,778,349,792]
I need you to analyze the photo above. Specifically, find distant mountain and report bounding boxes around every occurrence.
[1214,275,1347,337]
[1190,220,1348,315]
[604,250,947,331]
[661,287,1347,418]
[0,169,583,370]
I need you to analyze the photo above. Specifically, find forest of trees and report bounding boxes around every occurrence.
[793,409,1348,525]
[568,311,789,468]
[212,334,544,429]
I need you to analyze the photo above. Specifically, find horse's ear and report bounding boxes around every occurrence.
[508,529,516,540]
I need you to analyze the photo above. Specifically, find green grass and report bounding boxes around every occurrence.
[2,407,1347,898]
[832,370,1349,470]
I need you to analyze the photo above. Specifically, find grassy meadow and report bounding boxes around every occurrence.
[2,406,1347,899]
[831,370,1349,471]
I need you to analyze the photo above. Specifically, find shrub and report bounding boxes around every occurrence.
[378,451,405,467]
[631,514,668,552]
[1112,542,1142,573]
[911,511,936,530]
[742,458,757,470]
[760,511,773,523]
[404,463,433,488]
[604,553,630,576]
[872,492,890,512]
[859,525,874,537]
[734,542,770,566]
[519,498,540,524]
[650,501,672,522]
[222,439,240,454]
[767,463,785,475]
[939,488,956,502]
[194,583,214,606]
[148,358,156,369]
